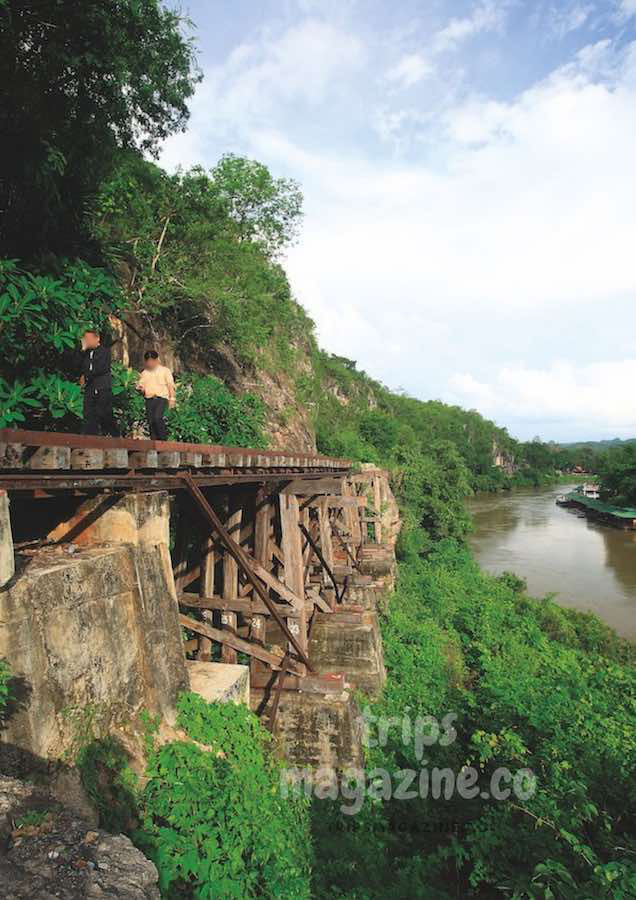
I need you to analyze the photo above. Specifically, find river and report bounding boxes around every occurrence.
[467,482,636,640]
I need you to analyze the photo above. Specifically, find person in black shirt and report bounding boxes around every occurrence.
[75,330,120,436]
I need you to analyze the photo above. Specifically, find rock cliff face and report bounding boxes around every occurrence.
[0,775,160,899]
[113,317,317,451]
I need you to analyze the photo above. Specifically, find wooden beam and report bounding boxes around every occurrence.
[179,613,303,674]
[282,477,344,496]
[303,496,365,509]
[179,592,309,617]
[221,495,242,664]
[252,561,305,610]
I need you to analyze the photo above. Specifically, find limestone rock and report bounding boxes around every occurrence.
[0,775,160,899]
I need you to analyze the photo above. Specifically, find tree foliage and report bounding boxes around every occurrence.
[598,442,636,505]
[0,0,200,258]
[0,258,126,427]
[166,375,267,447]
[90,153,307,365]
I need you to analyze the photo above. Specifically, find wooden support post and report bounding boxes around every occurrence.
[220,609,238,663]
[254,489,271,566]
[267,652,290,732]
[198,534,215,660]
[299,522,341,605]
[251,614,266,644]
[220,494,243,664]
[342,478,362,547]
[279,493,307,672]
[319,501,337,609]
[173,506,189,596]
[252,488,272,681]
[319,500,335,585]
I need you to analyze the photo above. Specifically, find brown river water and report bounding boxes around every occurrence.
[467,483,636,640]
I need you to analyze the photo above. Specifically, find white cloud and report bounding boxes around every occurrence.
[386,53,433,88]
[548,3,594,40]
[161,9,636,439]
[281,38,636,436]
[450,361,636,436]
[160,19,364,170]
[384,1,507,92]
[432,0,508,54]
[617,0,636,21]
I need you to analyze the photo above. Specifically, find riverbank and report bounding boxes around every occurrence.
[557,490,636,530]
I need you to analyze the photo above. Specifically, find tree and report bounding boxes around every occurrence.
[0,0,200,258]
[395,439,473,544]
[598,443,636,505]
[521,437,554,471]
[359,410,399,457]
[90,155,306,361]
[211,155,303,255]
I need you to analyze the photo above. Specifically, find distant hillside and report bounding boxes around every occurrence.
[558,437,636,450]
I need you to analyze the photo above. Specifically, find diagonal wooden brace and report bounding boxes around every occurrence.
[299,522,343,603]
[181,473,312,671]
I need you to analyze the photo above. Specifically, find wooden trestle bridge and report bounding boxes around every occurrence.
[0,428,389,726]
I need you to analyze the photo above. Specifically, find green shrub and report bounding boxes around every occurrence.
[138,692,312,899]
[166,374,267,447]
[0,258,126,429]
[0,659,10,715]
[359,410,399,457]
[77,736,140,835]
[112,362,147,435]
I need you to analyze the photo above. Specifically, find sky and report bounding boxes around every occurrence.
[160,0,636,442]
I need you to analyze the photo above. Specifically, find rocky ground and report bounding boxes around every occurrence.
[0,775,160,899]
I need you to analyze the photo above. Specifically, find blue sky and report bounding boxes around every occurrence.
[161,1,636,441]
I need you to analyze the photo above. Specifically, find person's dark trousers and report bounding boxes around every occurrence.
[145,396,168,441]
[82,387,120,437]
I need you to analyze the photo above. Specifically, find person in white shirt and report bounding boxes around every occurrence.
[136,351,176,441]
